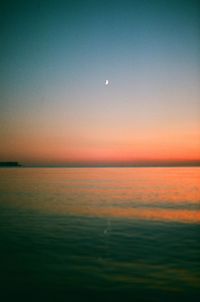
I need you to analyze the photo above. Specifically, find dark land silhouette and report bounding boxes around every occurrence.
[0,162,22,167]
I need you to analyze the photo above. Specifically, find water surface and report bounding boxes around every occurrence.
[0,167,199,301]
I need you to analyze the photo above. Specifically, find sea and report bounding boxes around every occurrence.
[0,167,199,301]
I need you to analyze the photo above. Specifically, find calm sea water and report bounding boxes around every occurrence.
[0,167,200,301]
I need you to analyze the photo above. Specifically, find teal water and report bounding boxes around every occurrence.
[0,168,200,301]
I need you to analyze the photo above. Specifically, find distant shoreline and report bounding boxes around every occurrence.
[1,161,200,168]
[0,162,22,167]
[1,165,199,168]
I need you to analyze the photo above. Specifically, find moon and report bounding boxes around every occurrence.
[105,80,109,85]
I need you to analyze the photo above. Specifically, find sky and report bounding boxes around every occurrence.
[0,0,200,166]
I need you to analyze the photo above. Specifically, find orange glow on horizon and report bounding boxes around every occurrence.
[0,114,199,165]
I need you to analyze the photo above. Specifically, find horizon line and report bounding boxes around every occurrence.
[1,160,200,168]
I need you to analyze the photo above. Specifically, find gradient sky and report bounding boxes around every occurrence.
[0,0,200,165]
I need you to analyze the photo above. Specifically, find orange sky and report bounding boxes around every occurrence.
[0,117,199,165]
